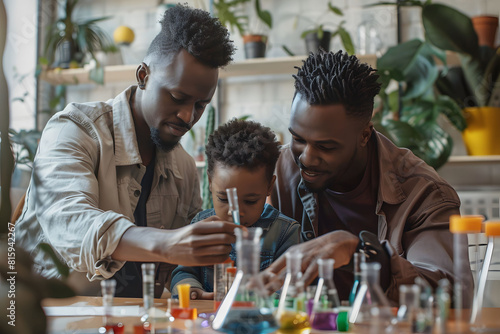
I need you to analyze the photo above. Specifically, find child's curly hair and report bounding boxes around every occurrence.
[206,119,280,182]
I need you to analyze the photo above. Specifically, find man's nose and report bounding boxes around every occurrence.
[176,105,196,125]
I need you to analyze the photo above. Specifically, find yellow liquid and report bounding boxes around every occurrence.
[278,310,311,334]
[177,283,191,308]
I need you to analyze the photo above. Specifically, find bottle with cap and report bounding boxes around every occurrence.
[449,214,483,320]
[470,221,500,332]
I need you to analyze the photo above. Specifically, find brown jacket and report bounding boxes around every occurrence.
[271,131,473,305]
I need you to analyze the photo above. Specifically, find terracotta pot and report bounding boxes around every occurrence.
[242,34,267,59]
[472,16,499,48]
[462,107,500,155]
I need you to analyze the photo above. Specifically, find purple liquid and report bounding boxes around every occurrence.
[311,311,338,331]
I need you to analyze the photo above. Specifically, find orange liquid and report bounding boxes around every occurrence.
[232,301,255,308]
[171,307,197,320]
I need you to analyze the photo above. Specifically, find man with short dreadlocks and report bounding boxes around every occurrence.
[262,50,472,306]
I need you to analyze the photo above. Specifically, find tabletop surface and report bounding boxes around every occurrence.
[42,296,498,334]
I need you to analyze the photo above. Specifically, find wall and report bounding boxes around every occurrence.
[6,0,500,188]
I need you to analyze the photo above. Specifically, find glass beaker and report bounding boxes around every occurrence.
[310,258,341,331]
[397,284,420,333]
[470,221,500,332]
[277,250,311,333]
[349,251,365,306]
[449,214,483,320]
[349,262,396,334]
[212,227,278,334]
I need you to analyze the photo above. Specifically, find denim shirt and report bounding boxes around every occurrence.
[170,203,300,296]
[16,86,202,295]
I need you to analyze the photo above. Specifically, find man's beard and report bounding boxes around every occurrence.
[150,127,180,153]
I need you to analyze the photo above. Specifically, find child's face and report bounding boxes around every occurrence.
[209,164,274,227]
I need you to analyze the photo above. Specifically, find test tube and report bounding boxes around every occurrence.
[214,259,233,309]
[226,187,240,225]
[449,214,483,320]
[100,279,116,324]
[141,263,155,312]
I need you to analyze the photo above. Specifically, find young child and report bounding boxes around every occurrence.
[170,119,300,299]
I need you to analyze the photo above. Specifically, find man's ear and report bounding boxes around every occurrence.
[360,122,373,147]
[136,62,150,89]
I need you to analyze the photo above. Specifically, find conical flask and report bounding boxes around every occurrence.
[349,262,396,334]
[276,250,311,333]
[470,221,500,332]
[310,258,341,331]
[212,227,278,334]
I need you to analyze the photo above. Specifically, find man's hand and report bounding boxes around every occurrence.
[260,230,359,294]
[190,287,214,300]
[112,216,243,266]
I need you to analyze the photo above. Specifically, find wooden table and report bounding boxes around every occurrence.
[43,296,217,333]
[43,296,498,334]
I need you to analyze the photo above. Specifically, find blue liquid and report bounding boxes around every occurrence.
[231,210,240,225]
[218,307,278,334]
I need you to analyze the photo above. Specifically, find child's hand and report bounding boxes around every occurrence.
[190,287,214,300]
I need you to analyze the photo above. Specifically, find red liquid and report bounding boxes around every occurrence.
[104,322,125,334]
[214,300,222,309]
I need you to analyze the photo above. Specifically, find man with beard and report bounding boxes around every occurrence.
[263,50,472,306]
[16,5,238,297]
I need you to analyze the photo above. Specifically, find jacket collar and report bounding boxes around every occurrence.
[296,131,408,220]
[112,86,182,180]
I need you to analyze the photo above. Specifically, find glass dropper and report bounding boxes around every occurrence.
[226,187,240,225]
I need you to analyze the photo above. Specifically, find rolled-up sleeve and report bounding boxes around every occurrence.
[33,113,135,280]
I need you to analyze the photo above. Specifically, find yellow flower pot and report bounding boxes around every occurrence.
[462,107,500,155]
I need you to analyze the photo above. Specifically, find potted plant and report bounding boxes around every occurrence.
[299,2,354,55]
[374,38,466,169]
[421,3,500,155]
[374,0,500,156]
[41,0,115,83]
[213,0,272,58]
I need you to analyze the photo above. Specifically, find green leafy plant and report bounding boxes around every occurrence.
[40,0,115,84]
[213,0,272,36]
[373,0,500,108]
[422,3,500,108]
[299,2,354,55]
[374,39,466,169]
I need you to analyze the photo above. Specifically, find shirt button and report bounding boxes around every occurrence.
[306,232,313,239]
[134,190,141,197]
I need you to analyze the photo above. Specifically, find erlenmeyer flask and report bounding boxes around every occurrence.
[349,262,396,334]
[310,258,341,331]
[470,221,500,332]
[212,227,278,334]
[277,250,311,333]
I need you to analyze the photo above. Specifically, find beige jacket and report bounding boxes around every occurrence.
[271,131,473,305]
[16,86,202,294]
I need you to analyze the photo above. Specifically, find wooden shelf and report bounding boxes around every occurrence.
[39,54,378,85]
[447,155,500,164]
